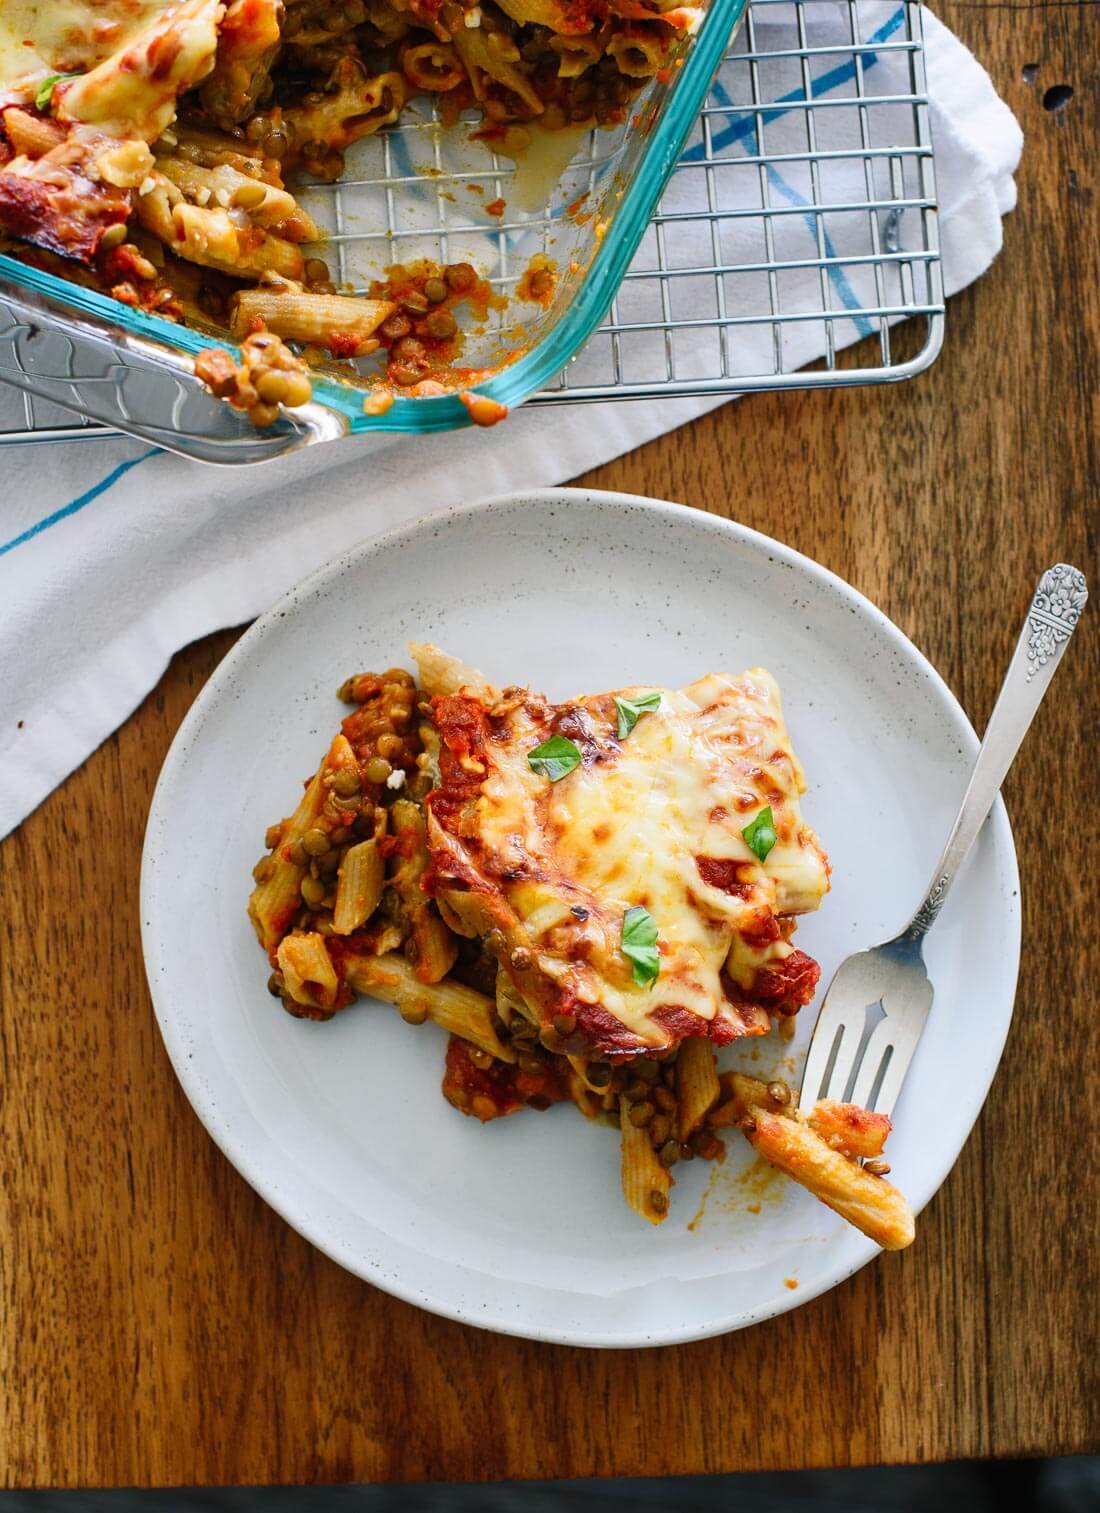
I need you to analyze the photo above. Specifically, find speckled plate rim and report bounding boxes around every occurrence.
[140,488,1021,1347]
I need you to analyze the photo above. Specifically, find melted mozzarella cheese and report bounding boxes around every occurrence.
[0,2,175,89]
[548,688,756,1029]
[59,0,223,139]
[441,668,829,1046]
[1,2,222,145]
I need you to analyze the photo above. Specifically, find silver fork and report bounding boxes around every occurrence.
[799,563,1088,1119]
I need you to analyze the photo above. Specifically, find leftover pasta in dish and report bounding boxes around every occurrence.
[0,0,702,416]
[247,645,915,1250]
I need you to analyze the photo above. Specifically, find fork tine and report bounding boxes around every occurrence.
[847,1016,902,1113]
[799,996,863,1110]
[869,1042,914,1120]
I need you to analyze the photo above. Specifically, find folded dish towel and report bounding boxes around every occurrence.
[0,4,1022,840]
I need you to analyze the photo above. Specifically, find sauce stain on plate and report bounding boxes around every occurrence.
[687,1153,784,1231]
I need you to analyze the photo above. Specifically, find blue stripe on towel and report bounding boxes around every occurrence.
[0,447,160,558]
[682,5,908,164]
[707,80,875,340]
[680,5,909,343]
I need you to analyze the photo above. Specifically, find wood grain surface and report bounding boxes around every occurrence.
[0,0,1096,1488]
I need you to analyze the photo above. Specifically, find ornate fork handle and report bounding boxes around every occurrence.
[903,563,1088,940]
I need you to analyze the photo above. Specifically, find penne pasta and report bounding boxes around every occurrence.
[136,175,304,279]
[713,1073,914,1251]
[332,836,385,936]
[344,951,514,1063]
[401,42,466,92]
[675,1037,720,1142]
[493,0,582,29]
[409,642,495,700]
[277,931,341,1012]
[250,854,310,956]
[284,62,406,152]
[549,36,604,78]
[230,289,394,347]
[388,799,459,982]
[747,1108,915,1252]
[449,25,544,116]
[1,108,65,158]
[620,1094,672,1225]
[155,155,314,234]
[807,1099,891,1159]
[495,971,541,1048]
[607,27,673,80]
[163,122,272,173]
[248,733,358,952]
[249,768,325,952]
[179,202,304,277]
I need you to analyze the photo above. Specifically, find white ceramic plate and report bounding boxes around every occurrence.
[141,489,1020,1347]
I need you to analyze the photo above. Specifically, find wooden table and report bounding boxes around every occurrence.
[1,0,1096,1488]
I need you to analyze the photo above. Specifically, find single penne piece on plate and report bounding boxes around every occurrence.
[332,835,385,936]
[249,767,324,952]
[714,1072,914,1251]
[620,1094,672,1225]
[388,799,459,982]
[248,732,356,951]
[277,930,340,1012]
[409,641,495,700]
[343,951,514,1063]
[747,1108,915,1251]
[676,1037,720,1142]
[230,289,394,346]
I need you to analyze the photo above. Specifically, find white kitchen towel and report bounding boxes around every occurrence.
[0,4,1022,839]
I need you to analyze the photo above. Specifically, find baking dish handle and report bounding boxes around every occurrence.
[0,269,346,464]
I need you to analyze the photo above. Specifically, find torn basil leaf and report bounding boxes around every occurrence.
[527,735,582,782]
[622,905,660,987]
[613,690,662,740]
[741,806,777,863]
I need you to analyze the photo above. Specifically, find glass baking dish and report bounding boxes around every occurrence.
[0,0,747,464]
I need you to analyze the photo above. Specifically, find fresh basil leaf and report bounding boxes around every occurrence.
[613,690,662,740]
[35,73,79,111]
[742,806,777,863]
[527,734,582,782]
[622,905,660,987]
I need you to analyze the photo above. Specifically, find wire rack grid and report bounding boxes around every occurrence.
[0,0,943,446]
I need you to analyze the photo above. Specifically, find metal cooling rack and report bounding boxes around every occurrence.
[0,0,942,446]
